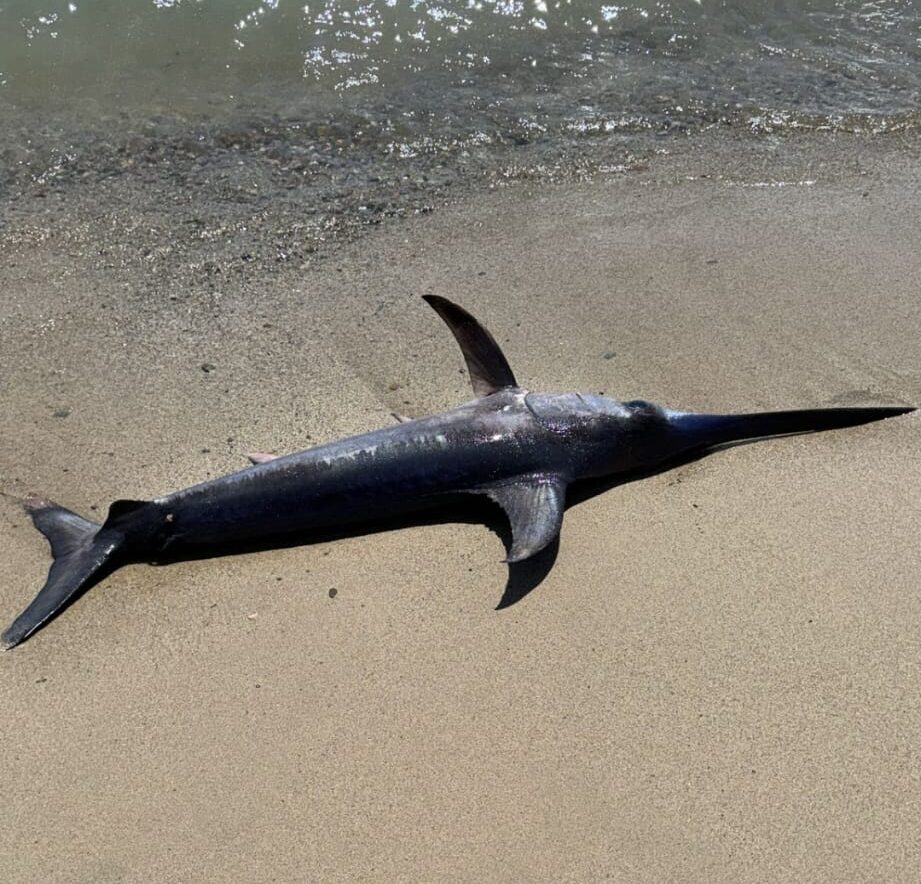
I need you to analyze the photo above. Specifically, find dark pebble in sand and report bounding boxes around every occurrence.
[328,588,337,598]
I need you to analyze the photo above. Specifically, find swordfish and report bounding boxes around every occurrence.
[2,295,913,648]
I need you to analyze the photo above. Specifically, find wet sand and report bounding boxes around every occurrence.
[1,135,920,882]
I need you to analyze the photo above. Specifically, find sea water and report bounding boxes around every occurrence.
[1,1,918,243]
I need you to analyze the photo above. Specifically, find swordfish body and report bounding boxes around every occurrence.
[120,390,576,554]
[2,295,913,649]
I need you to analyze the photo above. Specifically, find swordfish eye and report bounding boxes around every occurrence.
[626,399,666,418]
[625,399,668,424]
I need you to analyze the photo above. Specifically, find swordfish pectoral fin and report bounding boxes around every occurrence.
[422,295,518,397]
[477,474,567,563]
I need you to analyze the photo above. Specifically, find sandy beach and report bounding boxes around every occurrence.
[1,133,919,882]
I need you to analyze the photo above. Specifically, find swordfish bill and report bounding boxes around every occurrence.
[3,295,914,648]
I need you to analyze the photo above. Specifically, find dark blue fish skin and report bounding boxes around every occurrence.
[138,390,659,555]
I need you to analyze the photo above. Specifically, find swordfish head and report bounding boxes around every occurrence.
[517,391,680,477]
[516,389,913,480]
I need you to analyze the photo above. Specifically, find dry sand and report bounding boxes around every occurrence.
[1,136,919,882]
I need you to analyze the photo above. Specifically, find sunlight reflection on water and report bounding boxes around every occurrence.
[1,0,917,120]
[0,0,918,233]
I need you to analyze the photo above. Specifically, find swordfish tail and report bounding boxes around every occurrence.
[1,499,125,649]
[670,405,915,449]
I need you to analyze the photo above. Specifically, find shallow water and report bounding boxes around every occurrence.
[1,1,919,250]
[3,0,918,118]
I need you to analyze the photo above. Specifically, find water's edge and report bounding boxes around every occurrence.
[1,0,918,297]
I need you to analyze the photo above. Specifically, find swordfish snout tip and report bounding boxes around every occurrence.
[2,630,23,651]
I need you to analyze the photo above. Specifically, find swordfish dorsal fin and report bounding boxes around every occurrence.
[423,295,518,397]
[477,474,567,563]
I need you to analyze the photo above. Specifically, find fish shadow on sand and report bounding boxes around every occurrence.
[497,435,825,607]
[30,444,734,633]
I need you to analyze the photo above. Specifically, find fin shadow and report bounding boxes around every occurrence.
[496,535,560,609]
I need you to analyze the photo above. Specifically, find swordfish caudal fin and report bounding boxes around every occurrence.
[669,405,915,449]
[2,499,123,650]
[476,474,567,563]
[423,295,518,397]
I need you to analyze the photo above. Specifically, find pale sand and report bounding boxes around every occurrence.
[1,138,919,882]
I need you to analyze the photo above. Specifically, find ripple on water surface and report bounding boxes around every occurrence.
[1,1,919,241]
